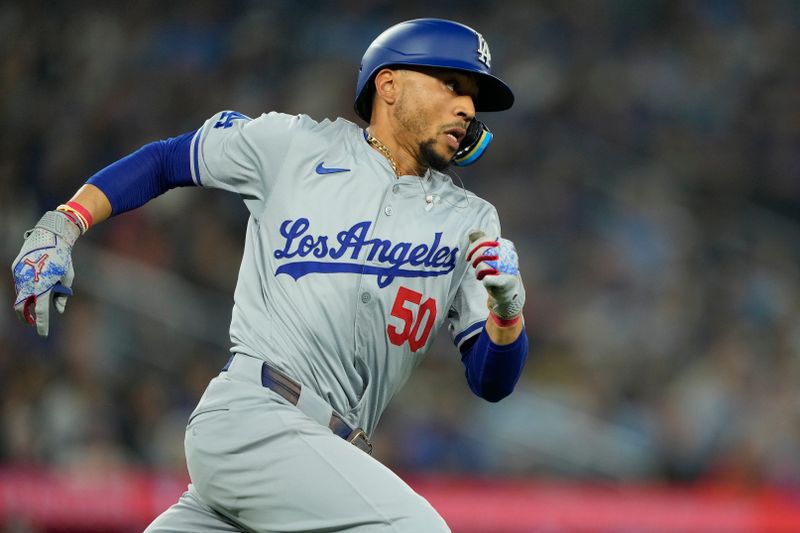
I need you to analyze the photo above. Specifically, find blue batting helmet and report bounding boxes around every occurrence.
[354,18,514,122]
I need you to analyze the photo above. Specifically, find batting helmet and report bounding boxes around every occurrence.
[355,18,514,122]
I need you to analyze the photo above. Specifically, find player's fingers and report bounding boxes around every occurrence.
[53,264,74,314]
[473,247,499,278]
[14,287,29,323]
[467,232,501,281]
[54,296,68,314]
[476,264,499,280]
[483,272,512,290]
[466,235,499,262]
[19,295,36,325]
[467,240,498,261]
[53,284,73,314]
[34,290,52,337]
[468,230,486,243]
[471,251,498,269]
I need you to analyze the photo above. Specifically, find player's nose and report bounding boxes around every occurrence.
[453,94,476,122]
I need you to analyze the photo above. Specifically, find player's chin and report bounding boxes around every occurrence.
[419,139,453,172]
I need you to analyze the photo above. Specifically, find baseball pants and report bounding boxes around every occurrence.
[144,354,450,532]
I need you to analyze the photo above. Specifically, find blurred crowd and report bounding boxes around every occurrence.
[1,0,799,487]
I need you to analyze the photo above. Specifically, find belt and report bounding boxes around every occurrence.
[222,355,372,455]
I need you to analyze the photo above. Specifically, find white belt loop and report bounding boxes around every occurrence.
[296,387,336,428]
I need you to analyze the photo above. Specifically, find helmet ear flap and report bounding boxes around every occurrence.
[453,119,492,166]
[355,83,375,122]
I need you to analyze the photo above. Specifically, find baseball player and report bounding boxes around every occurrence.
[12,18,528,532]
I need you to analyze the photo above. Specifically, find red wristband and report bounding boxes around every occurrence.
[58,209,82,228]
[66,201,94,229]
[488,311,521,327]
[57,204,86,233]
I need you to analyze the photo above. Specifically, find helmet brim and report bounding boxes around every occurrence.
[390,57,515,112]
[355,62,514,121]
[473,71,515,112]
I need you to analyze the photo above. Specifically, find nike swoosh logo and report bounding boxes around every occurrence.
[315,162,350,174]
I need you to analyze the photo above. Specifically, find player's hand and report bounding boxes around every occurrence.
[467,231,525,321]
[11,211,81,337]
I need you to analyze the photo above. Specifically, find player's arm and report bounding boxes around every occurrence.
[484,306,524,343]
[66,184,112,224]
[460,327,528,402]
[459,231,528,402]
[11,131,197,337]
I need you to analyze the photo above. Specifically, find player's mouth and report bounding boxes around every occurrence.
[443,127,466,150]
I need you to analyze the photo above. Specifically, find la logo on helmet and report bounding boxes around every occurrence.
[476,32,491,68]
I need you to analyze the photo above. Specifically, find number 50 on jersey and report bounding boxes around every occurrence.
[387,286,437,352]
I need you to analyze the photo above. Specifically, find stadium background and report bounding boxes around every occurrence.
[1,0,799,531]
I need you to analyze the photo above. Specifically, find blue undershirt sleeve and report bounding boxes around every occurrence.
[460,325,528,402]
[86,130,196,216]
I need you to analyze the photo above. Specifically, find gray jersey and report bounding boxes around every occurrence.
[189,110,500,435]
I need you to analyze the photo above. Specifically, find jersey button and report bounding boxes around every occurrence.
[392,184,400,194]
[361,292,371,303]
[384,206,393,216]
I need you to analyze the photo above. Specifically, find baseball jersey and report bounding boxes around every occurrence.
[189,110,501,435]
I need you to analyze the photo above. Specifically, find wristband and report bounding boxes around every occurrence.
[488,311,522,328]
[56,209,84,233]
[56,201,93,233]
[56,205,86,233]
[66,201,94,228]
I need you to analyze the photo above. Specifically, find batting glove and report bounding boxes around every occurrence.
[467,231,526,322]
[11,211,81,337]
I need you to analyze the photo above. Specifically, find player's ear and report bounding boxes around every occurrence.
[373,68,399,106]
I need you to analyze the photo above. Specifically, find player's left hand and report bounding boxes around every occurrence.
[11,211,81,337]
[467,231,525,321]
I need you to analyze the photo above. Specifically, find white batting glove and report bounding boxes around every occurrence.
[11,211,80,337]
[466,231,525,321]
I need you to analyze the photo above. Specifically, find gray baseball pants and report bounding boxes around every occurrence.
[144,354,450,532]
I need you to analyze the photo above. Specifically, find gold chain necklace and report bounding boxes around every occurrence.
[366,130,400,177]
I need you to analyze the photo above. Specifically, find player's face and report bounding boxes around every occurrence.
[393,68,478,171]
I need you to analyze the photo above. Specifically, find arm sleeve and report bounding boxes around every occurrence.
[87,131,195,216]
[460,326,528,402]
